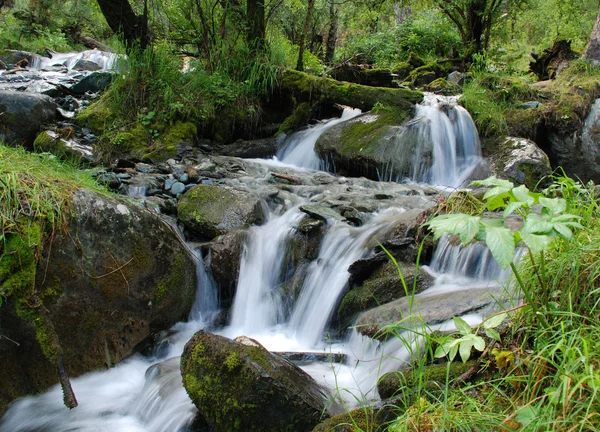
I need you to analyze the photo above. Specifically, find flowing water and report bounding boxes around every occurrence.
[1,89,506,430]
[30,49,119,71]
[276,108,362,169]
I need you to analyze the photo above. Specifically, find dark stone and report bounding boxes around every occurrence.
[70,71,114,94]
[96,172,121,189]
[210,230,248,309]
[0,91,58,145]
[216,137,279,158]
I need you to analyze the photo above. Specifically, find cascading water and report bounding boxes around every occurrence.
[379,94,482,187]
[276,107,362,169]
[289,208,405,347]
[228,207,305,334]
[30,49,119,71]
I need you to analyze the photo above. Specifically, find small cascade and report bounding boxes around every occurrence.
[128,185,148,196]
[30,49,119,71]
[380,94,482,187]
[277,107,362,169]
[228,207,306,334]
[428,235,512,282]
[289,208,405,347]
[189,249,219,322]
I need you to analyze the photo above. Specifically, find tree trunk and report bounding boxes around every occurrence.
[296,0,315,71]
[325,0,338,64]
[393,0,411,26]
[585,10,600,63]
[96,0,149,49]
[247,0,265,53]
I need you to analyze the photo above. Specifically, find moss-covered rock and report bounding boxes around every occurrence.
[337,262,432,330]
[281,70,422,113]
[181,330,334,432]
[178,185,264,240]
[378,361,476,400]
[75,93,113,136]
[315,106,412,180]
[0,189,197,416]
[329,66,399,88]
[33,130,96,164]
[424,78,461,96]
[278,102,316,135]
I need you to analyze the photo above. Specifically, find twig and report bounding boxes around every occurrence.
[89,257,134,280]
[106,249,130,294]
[0,335,20,346]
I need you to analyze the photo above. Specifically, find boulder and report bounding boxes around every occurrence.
[355,284,507,339]
[315,108,410,180]
[0,91,58,145]
[329,65,398,88]
[210,230,249,308]
[0,50,36,68]
[337,261,433,330]
[0,189,197,415]
[181,330,335,432]
[70,71,114,94]
[216,137,279,158]
[489,137,551,188]
[33,130,97,164]
[178,185,264,240]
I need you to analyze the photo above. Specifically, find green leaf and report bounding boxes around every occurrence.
[484,225,515,269]
[459,338,474,363]
[503,201,524,218]
[523,214,553,234]
[486,194,508,211]
[453,316,472,335]
[483,312,508,329]
[485,328,501,342]
[474,177,514,189]
[521,232,553,254]
[473,335,486,351]
[539,197,566,216]
[449,345,458,362]
[515,405,539,427]
[426,214,481,243]
[551,222,573,239]
[511,185,534,204]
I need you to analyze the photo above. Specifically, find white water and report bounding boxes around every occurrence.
[30,49,119,71]
[276,107,362,169]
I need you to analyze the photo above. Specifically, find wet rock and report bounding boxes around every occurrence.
[72,59,102,72]
[33,130,96,164]
[424,78,461,96]
[518,101,542,109]
[0,189,197,414]
[0,50,36,68]
[298,218,324,233]
[489,137,551,188]
[178,185,264,240]
[0,90,58,145]
[210,230,248,308]
[70,71,113,94]
[299,204,344,222]
[217,137,279,158]
[356,284,508,339]
[413,71,437,87]
[170,182,186,196]
[337,261,433,330]
[181,330,336,432]
[447,71,465,86]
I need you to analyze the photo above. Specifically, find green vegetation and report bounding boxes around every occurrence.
[365,175,600,431]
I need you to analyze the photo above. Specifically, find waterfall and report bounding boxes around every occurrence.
[289,208,404,347]
[30,50,119,71]
[379,94,482,187]
[276,107,362,169]
[228,207,305,334]
[189,249,219,322]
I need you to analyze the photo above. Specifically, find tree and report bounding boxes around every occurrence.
[96,0,149,49]
[433,0,514,57]
[296,0,316,70]
[585,9,600,63]
[247,0,266,52]
[325,0,338,64]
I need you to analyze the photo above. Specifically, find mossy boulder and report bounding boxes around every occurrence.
[424,78,461,96]
[75,93,113,136]
[181,330,334,432]
[278,102,316,135]
[0,189,197,415]
[315,107,412,180]
[178,184,264,240]
[281,70,422,113]
[0,91,57,146]
[33,130,96,164]
[337,261,433,330]
[329,66,398,88]
[377,361,476,400]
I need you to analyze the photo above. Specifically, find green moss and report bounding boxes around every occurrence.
[424,78,461,95]
[338,107,408,155]
[142,144,178,162]
[378,361,476,400]
[225,352,242,371]
[76,93,114,136]
[281,70,422,113]
[154,252,185,304]
[0,222,41,300]
[278,102,314,135]
[313,407,379,432]
[163,121,197,145]
[112,125,149,153]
